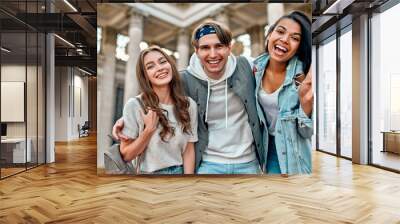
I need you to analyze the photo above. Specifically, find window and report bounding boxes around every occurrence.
[235,34,251,58]
[116,34,129,61]
[0,2,46,179]
[339,28,352,158]
[115,35,152,61]
[317,36,337,154]
[97,27,102,54]
[371,3,400,171]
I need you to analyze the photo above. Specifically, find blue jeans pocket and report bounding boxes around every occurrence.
[198,160,261,174]
[153,165,183,174]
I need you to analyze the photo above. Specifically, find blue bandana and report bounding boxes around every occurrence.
[195,25,216,40]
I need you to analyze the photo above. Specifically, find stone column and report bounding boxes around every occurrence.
[215,9,230,28]
[97,26,117,168]
[267,3,284,26]
[248,25,265,57]
[176,29,190,71]
[124,10,143,104]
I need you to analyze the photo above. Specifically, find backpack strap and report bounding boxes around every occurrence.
[134,96,147,174]
[135,96,147,113]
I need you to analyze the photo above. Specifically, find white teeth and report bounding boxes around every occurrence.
[275,45,288,52]
[156,72,167,78]
[208,60,220,64]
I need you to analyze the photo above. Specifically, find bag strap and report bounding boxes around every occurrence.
[135,96,147,113]
[134,96,146,174]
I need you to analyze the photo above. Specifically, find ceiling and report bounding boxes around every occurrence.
[0,0,97,75]
[98,3,311,52]
[311,0,390,44]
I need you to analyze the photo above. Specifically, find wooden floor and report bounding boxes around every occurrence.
[372,150,400,171]
[1,135,400,223]
[1,163,46,178]
[1,167,26,178]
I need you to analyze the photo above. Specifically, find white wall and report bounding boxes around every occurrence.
[72,72,89,138]
[1,65,33,138]
[55,66,68,141]
[54,67,89,141]
[1,63,46,164]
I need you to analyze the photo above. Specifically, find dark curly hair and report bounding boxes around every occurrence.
[266,11,311,73]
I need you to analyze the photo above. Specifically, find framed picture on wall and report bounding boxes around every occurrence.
[1,81,25,122]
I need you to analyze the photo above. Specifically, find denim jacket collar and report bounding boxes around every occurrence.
[253,53,302,88]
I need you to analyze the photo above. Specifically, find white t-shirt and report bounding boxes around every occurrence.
[122,96,198,173]
[258,85,282,136]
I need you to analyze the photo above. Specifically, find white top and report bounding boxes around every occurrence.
[122,96,198,173]
[202,80,256,164]
[258,85,282,136]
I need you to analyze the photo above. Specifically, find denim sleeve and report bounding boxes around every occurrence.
[296,105,313,139]
[293,59,313,138]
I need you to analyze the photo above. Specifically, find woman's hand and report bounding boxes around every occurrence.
[120,109,159,162]
[141,109,159,135]
[183,142,195,174]
[112,118,128,141]
[298,69,313,118]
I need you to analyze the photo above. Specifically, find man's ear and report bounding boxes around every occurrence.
[226,42,232,53]
[194,46,199,54]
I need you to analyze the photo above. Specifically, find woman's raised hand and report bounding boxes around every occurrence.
[298,69,313,117]
[140,109,159,134]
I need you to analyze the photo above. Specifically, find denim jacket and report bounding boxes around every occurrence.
[180,56,265,172]
[253,53,313,174]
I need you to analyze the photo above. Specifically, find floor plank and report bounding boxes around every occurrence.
[1,134,400,223]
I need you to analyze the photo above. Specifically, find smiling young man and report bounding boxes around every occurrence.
[180,21,264,174]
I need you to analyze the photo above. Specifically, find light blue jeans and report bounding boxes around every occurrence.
[197,159,261,174]
[266,135,282,174]
[152,165,183,174]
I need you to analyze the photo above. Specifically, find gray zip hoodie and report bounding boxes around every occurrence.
[187,53,256,164]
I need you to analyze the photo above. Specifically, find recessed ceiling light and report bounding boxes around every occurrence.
[54,34,75,48]
[78,67,92,76]
[322,0,354,15]
[1,47,11,53]
[63,0,78,12]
